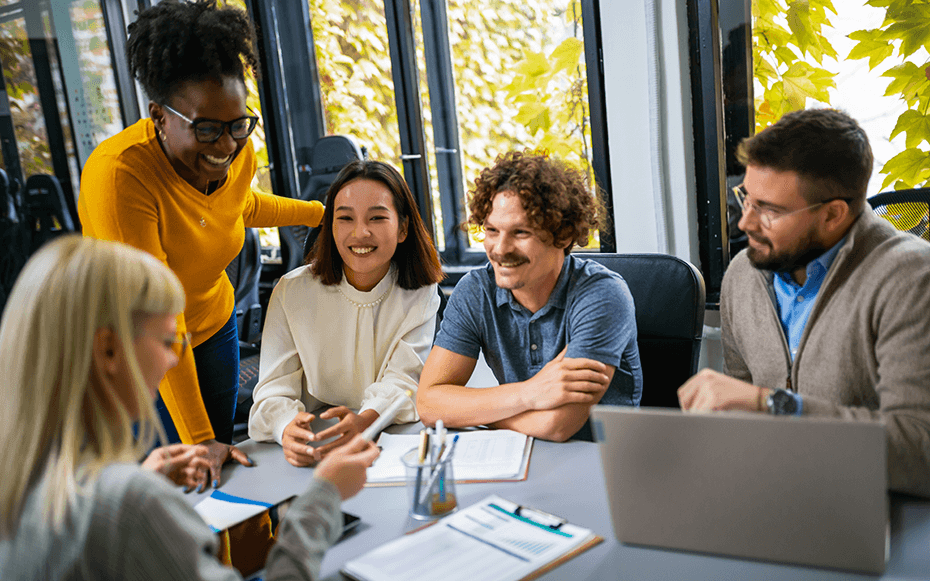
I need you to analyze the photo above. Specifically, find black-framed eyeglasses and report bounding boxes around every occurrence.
[732,184,851,230]
[162,103,259,143]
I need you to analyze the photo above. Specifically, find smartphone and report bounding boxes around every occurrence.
[306,415,341,447]
[340,511,361,540]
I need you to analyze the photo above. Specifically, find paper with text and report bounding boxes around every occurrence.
[367,430,532,484]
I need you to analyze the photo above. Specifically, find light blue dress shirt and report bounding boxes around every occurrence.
[773,235,848,362]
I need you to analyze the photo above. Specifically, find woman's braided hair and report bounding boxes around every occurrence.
[126,0,259,104]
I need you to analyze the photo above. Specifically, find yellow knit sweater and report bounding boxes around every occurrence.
[79,118,323,443]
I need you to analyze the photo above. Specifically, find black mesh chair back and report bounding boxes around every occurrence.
[586,253,706,408]
[225,227,263,344]
[867,188,930,240]
[22,174,75,252]
[291,135,365,267]
[0,169,29,317]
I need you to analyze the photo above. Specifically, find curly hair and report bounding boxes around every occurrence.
[126,0,259,105]
[467,151,605,255]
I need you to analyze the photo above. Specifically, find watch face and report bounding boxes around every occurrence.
[770,389,798,415]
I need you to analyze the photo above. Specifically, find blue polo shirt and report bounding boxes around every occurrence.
[773,235,847,361]
[435,255,643,412]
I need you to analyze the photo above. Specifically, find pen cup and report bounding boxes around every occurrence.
[401,447,457,520]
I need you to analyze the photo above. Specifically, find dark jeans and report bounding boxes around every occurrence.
[156,311,239,445]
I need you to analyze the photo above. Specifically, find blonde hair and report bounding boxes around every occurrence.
[0,236,185,536]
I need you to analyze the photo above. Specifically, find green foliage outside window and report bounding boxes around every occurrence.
[753,0,930,192]
[847,0,930,190]
[751,0,837,130]
[0,20,55,178]
[310,0,594,249]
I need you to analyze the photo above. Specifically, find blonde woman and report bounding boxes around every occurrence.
[0,236,378,579]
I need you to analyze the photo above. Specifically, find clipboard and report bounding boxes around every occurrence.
[341,495,603,581]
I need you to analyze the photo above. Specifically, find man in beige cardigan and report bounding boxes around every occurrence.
[678,108,930,498]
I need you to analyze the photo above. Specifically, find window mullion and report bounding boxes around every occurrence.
[100,0,139,126]
[581,0,615,253]
[384,0,435,241]
[419,0,466,261]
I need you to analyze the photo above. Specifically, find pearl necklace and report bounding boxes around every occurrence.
[338,287,388,308]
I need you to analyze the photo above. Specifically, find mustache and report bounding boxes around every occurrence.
[746,233,771,247]
[490,252,528,265]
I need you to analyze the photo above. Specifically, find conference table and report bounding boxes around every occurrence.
[186,427,930,581]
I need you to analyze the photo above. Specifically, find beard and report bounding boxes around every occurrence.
[745,229,829,273]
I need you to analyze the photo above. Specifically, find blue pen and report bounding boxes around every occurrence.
[420,434,459,506]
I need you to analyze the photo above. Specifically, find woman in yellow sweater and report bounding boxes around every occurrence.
[78,0,323,487]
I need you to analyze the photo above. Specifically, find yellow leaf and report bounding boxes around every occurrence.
[550,38,584,74]
[515,51,549,78]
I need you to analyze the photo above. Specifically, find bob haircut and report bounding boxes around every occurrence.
[0,236,185,536]
[308,160,444,290]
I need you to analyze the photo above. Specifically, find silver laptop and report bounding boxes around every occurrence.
[590,406,889,573]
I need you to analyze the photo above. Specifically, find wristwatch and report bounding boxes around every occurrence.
[766,388,801,415]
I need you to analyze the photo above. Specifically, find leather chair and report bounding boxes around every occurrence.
[867,188,930,240]
[586,253,706,409]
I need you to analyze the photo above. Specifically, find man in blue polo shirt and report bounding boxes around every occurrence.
[417,151,642,442]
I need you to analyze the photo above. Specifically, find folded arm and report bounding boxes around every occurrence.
[417,346,611,442]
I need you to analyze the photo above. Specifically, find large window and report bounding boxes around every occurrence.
[304,0,606,264]
[1,0,609,274]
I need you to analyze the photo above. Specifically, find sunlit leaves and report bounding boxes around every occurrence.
[781,61,835,108]
[882,62,925,103]
[880,148,930,190]
[752,0,837,132]
[845,1,930,189]
[889,110,930,149]
[847,29,894,69]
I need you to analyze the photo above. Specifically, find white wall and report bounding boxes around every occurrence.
[601,1,722,372]
[601,0,699,267]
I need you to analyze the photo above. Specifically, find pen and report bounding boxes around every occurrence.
[435,420,447,502]
[361,389,414,441]
[419,434,459,506]
[435,419,447,458]
[414,429,429,512]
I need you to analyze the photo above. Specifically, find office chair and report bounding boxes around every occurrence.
[225,227,263,345]
[227,228,263,442]
[586,253,706,409]
[0,169,29,318]
[867,188,930,240]
[289,135,365,270]
[22,174,76,253]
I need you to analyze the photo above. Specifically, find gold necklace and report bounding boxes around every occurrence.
[200,181,211,228]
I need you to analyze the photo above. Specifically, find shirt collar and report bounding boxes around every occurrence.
[774,233,848,287]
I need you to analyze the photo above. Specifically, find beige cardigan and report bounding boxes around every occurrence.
[722,209,930,498]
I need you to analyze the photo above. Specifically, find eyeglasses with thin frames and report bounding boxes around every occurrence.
[732,184,850,229]
[162,103,259,143]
